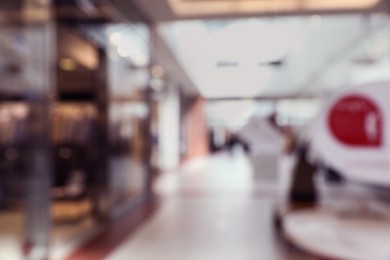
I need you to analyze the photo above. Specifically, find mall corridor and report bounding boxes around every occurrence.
[70,151,311,260]
[2,1,390,260]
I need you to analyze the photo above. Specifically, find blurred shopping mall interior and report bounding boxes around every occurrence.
[1,0,390,259]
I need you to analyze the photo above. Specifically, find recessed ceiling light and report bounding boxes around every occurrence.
[59,58,77,71]
[109,32,122,45]
[151,65,165,78]
[216,61,239,67]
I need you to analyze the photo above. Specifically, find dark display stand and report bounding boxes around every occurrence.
[288,145,318,204]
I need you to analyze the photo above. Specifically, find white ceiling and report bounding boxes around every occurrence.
[158,14,390,98]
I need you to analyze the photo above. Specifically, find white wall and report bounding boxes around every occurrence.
[158,85,181,170]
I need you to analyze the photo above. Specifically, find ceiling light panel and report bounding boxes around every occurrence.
[168,0,380,17]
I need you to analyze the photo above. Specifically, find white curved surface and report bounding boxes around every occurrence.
[284,208,390,260]
[310,81,390,187]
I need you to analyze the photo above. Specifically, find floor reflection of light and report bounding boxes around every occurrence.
[181,156,209,173]
[156,150,256,195]
[156,148,296,199]
[0,238,22,259]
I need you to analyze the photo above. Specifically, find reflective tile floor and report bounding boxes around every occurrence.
[105,151,313,260]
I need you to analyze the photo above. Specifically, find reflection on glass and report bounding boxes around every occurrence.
[0,103,29,259]
[109,103,148,211]
[50,103,100,257]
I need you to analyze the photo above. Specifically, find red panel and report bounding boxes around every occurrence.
[328,95,383,147]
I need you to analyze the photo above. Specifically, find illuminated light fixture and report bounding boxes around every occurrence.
[167,0,380,16]
[151,65,165,78]
[117,45,148,66]
[117,45,132,57]
[131,52,148,67]
[109,32,122,45]
[258,59,284,67]
[108,25,150,67]
[117,46,148,66]
[216,61,239,67]
[59,58,77,71]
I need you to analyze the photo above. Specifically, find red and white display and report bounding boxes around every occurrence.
[310,81,390,186]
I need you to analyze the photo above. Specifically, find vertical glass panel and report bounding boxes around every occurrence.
[50,102,101,258]
[106,23,150,100]
[0,22,54,259]
[105,23,151,216]
[109,102,148,215]
[0,102,29,259]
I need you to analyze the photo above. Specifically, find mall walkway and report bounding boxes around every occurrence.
[70,151,314,260]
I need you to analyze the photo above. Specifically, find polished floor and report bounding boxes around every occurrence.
[0,206,101,260]
[105,150,313,260]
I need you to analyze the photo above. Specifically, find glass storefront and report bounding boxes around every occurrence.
[0,102,29,259]
[109,102,148,216]
[0,9,152,259]
[106,23,151,217]
[0,20,54,259]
